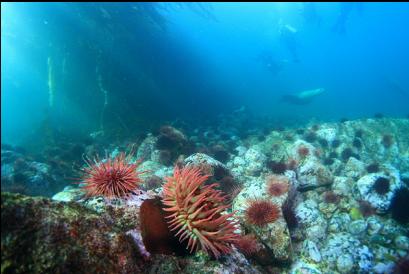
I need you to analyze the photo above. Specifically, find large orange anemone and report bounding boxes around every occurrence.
[162,165,239,258]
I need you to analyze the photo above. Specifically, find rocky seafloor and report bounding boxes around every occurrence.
[2,118,409,274]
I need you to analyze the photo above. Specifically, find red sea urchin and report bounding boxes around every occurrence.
[297,146,310,158]
[358,200,376,218]
[245,199,280,227]
[382,134,394,148]
[266,160,288,174]
[323,191,341,204]
[79,152,145,198]
[162,166,240,259]
[266,175,289,197]
[234,234,260,256]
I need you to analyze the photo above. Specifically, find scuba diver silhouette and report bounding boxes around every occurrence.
[279,20,300,63]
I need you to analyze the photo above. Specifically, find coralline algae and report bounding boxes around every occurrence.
[3,118,409,273]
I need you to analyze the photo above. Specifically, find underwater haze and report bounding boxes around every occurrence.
[1,2,409,274]
[2,2,409,145]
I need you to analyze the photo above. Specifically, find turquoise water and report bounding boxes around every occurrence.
[2,3,409,145]
[1,3,409,273]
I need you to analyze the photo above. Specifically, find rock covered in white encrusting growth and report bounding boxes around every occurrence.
[228,145,267,177]
[296,199,328,241]
[233,177,265,210]
[373,245,398,265]
[254,218,292,263]
[295,199,320,226]
[150,149,168,165]
[305,220,328,242]
[355,168,402,211]
[233,172,278,204]
[52,186,85,202]
[242,118,409,272]
[336,253,354,273]
[232,175,292,264]
[184,153,237,184]
[332,176,353,196]
[318,200,338,219]
[289,140,318,162]
[235,146,247,157]
[184,153,224,168]
[296,199,320,225]
[229,156,246,178]
[123,190,156,207]
[184,153,244,193]
[356,245,375,272]
[244,146,266,163]
[84,196,107,213]
[316,126,338,143]
[348,220,367,235]
[83,189,155,214]
[328,213,351,233]
[366,216,383,235]
[372,262,395,274]
[1,146,59,197]
[394,235,409,251]
[137,160,168,179]
[321,232,374,273]
[344,157,366,179]
[302,240,321,262]
[243,146,267,176]
[152,166,173,179]
[285,170,299,188]
[289,260,322,274]
[233,156,246,167]
[297,159,333,188]
[340,118,409,170]
[136,134,157,161]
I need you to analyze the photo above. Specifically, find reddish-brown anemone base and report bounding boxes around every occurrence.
[140,197,187,255]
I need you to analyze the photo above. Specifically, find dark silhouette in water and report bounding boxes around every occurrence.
[332,2,364,35]
[279,21,300,63]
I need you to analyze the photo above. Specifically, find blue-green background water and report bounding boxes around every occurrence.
[2,2,409,146]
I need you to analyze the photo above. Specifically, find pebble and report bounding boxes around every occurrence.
[348,220,367,235]
[336,254,354,273]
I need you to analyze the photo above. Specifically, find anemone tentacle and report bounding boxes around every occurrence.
[162,165,239,258]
